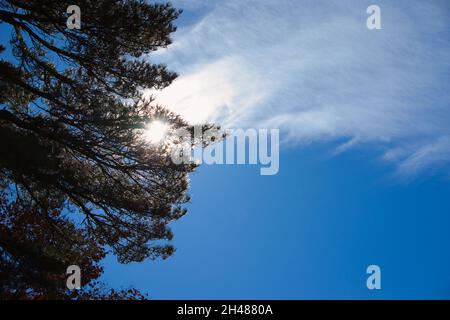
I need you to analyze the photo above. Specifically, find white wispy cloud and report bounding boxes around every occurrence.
[148,0,450,176]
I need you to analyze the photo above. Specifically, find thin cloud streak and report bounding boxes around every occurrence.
[148,0,450,176]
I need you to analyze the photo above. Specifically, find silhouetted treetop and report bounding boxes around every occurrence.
[0,0,216,271]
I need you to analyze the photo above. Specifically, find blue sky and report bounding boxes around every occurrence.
[102,143,450,299]
[101,0,450,299]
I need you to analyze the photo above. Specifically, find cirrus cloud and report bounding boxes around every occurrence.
[148,0,450,177]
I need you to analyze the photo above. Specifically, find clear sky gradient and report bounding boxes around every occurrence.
[102,143,450,299]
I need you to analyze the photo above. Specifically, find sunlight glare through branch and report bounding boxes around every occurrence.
[144,120,169,144]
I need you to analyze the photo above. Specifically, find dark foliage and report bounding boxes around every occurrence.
[0,0,215,298]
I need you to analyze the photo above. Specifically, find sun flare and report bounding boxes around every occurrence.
[143,120,169,144]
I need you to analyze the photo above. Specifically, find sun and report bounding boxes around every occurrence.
[143,120,170,144]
